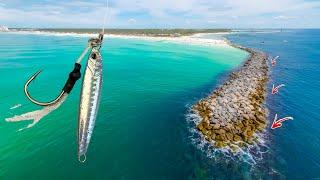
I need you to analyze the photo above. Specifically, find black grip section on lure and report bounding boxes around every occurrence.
[63,63,81,93]
[99,33,104,42]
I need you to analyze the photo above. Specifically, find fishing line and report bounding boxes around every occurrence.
[8,2,106,162]
[102,0,109,34]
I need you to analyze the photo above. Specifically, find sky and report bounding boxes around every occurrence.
[0,0,320,28]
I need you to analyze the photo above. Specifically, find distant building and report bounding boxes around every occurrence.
[0,26,9,32]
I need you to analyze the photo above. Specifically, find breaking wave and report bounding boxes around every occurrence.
[7,31,97,38]
[186,107,270,166]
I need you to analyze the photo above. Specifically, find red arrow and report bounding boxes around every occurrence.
[272,84,285,95]
[271,114,294,129]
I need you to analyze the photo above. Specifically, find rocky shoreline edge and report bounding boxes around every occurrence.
[192,45,269,152]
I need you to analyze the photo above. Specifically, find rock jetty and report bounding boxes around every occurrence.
[192,47,269,150]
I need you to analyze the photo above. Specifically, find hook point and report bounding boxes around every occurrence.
[29,70,43,81]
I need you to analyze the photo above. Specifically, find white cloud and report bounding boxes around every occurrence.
[110,0,320,27]
[0,0,319,28]
[128,18,137,23]
[50,11,61,15]
[274,15,297,20]
[207,20,216,23]
[0,1,118,28]
[231,15,238,19]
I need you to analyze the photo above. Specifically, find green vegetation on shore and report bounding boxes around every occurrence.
[11,28,230,37]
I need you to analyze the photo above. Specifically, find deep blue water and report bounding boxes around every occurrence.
[227,29,320,179]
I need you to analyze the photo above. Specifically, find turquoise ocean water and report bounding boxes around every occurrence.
[0,33,248,179]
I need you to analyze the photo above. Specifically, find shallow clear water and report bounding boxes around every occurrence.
[227,29,320,179]
[0,33,248,179]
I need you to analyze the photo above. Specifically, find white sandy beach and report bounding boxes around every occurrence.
[4,30,230,48]
[108,34,230,47]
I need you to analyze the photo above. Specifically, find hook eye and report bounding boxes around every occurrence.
[78,154,86,163]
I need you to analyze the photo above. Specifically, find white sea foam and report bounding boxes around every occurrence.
[9,104,22,110]
[7,30,97,38]
[186,108,270,166]
[5,95,67,131]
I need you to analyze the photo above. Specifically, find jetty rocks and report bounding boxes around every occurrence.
[192,47,269,150]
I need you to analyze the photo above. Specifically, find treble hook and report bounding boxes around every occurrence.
[24,63,82,106]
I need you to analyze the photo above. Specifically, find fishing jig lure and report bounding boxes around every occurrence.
[24,33,104,162]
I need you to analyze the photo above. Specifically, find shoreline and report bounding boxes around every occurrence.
[2,29,269,155]
[3,30,230,48]
[192,44,269,151]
